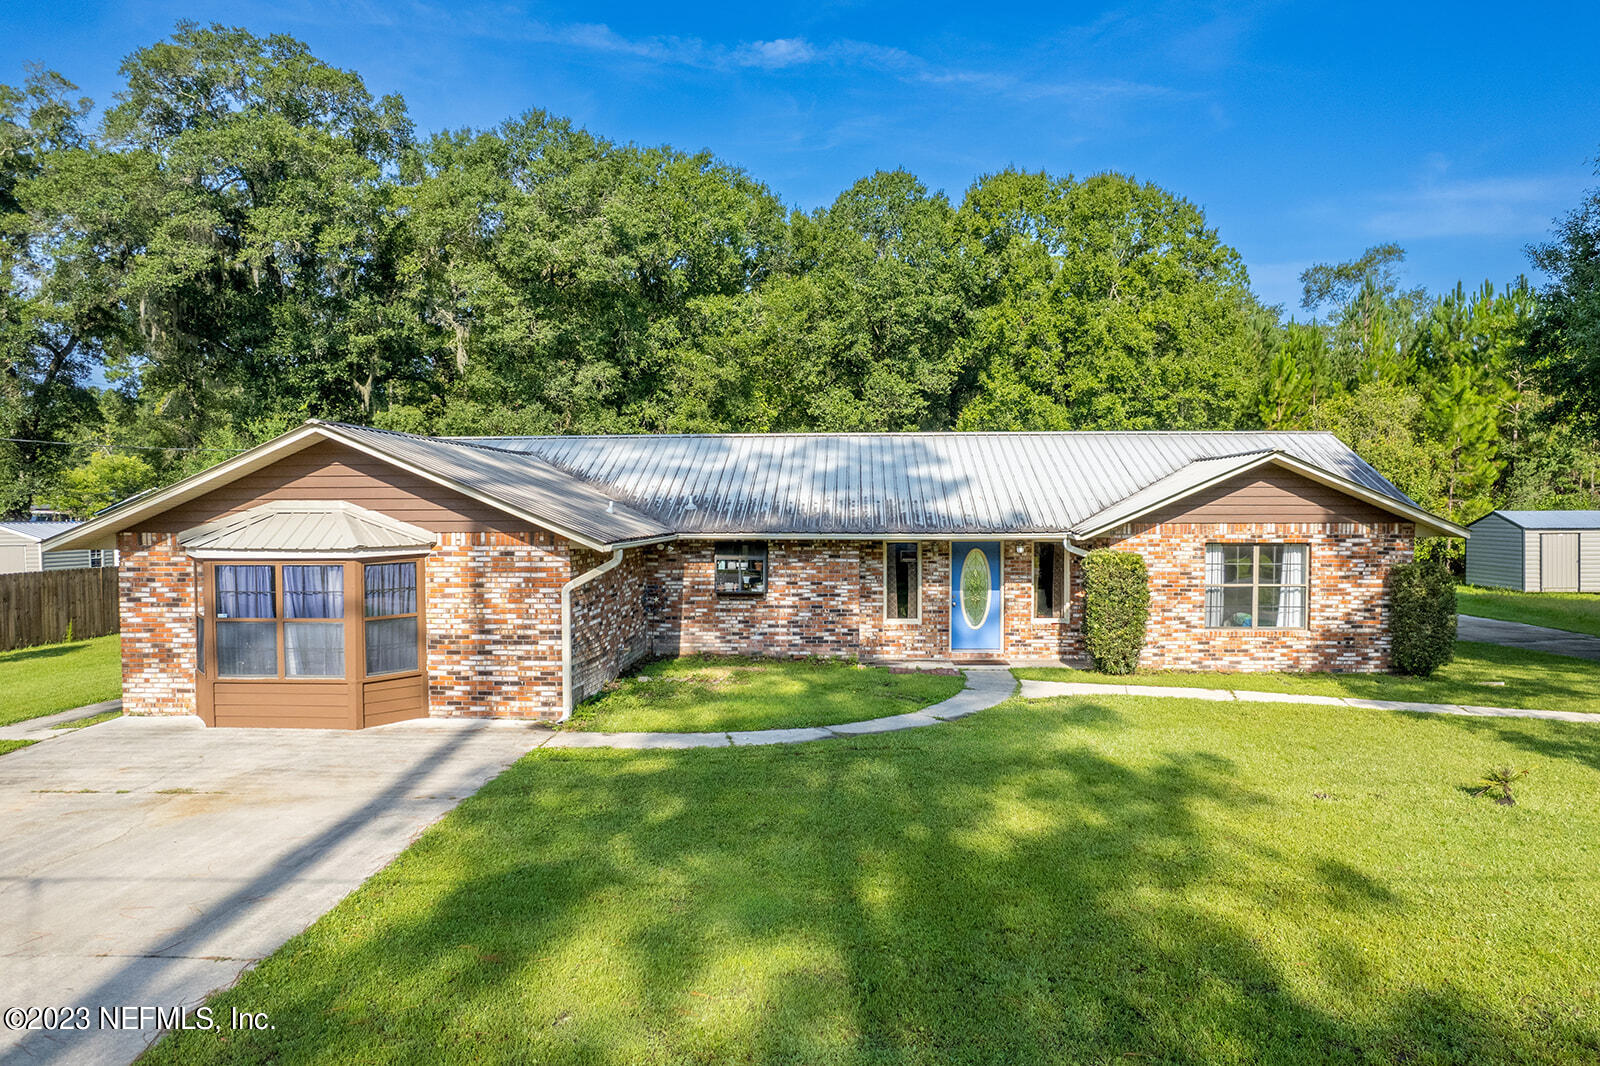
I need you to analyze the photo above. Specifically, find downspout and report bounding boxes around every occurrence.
[559,548,625,722]
[1061,538,1089,558]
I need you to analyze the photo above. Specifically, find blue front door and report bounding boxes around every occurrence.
[950,541,1002,651]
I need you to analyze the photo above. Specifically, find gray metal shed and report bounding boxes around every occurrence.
[1465,510,1600,592]
[0,521,116,574]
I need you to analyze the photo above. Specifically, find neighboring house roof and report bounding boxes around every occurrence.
[177,501,438,556]
[469,430,1462,538]
[42,421,1465,553]
[1473,510,1600,531]
[0,520,82,542]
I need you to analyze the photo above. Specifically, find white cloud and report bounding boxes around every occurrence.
[1363,173,1576,239]
[347,3,1174,110]
[733,38,819,70]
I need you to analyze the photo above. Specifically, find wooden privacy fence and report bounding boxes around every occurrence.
[0,567,119,652]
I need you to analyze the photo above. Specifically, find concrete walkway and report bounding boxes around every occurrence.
[1018,679,1600,724]
[0,700,123,743]
[1457,614,1600,663]
[384,665,1019,750]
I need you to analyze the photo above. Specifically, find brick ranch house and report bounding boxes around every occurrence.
[44,421,1465,729]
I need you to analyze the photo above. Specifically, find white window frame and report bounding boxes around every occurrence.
[1205,543,1310,630]
[1033,542,1067,621]
[883,541,922,623]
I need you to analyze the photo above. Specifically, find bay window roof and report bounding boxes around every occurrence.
[178,501,437,556]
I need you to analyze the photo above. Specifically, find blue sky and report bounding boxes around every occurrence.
[4,1,1596,312]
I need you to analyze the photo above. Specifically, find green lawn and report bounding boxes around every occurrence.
[0,635,121,727]
[565,655,966,732]
[1457,585,1600,638]
[148,692,1600,1064]
[1015,641,1600,714]
[0,739,37,757]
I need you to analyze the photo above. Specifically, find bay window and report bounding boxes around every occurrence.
[208,559,422,679]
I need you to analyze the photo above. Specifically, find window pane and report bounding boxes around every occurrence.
[364,562,417,617]
[1205,544,1224,585]
[196,617,205,674]
[1281,544,1308,585]
[1258,545,1285,584]
[887,542,918,619]
[1205,585,1224,627]
[1034,543,1058,618]
[216,565,275,619]
[366,616,418,675]
[286,622,344,677]
[1277,585,1307,628]
[285,565,344,619]
[713,541,767,595]
[216,621,277,676]
[961,548,991,628]
[1218,586,1254,627]
[1257,585,1283,628]
[1222,545,1254,585]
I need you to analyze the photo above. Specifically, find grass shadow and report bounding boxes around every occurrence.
[143,698,1600,1064]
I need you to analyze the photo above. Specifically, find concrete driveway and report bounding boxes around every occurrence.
[0,715,551,1066]
[1457,613,1600,662]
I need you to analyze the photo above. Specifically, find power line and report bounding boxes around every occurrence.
[0,436,248,454]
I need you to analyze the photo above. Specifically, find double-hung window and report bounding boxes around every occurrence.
[1205,544,1308,628]
[365,561,419,675]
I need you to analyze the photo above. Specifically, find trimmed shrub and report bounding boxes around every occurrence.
[1082,550,1150,675]
[1389,555,1457,676]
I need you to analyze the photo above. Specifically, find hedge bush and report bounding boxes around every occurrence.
[1389,555,1457,676]
[1082,550,1150,675]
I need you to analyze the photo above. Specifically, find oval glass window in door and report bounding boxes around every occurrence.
[961,548,991,628]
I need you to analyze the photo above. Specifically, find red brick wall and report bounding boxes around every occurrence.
[640,538,1072,662]
[1086,521,1413,671]
[642,539,868,657]
[570,547,650,704]
[114,520,1416,725]
[425,531,567,719]
[1002,541,1077,661]
[857,541,952,659]
[118,533,198,715]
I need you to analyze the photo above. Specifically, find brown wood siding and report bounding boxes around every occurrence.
[1145,469,1396,526]
[363,674,427,726]
[136,440,541,535]
[212,680,350,729]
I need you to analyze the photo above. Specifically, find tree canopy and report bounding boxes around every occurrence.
[3,24,1596,547]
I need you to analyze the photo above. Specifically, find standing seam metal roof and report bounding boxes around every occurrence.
[0,520,81,541]
[320,423,675,546]
[1477,510,1600,530]
[177,501,439,552]
[455,431,1419,537]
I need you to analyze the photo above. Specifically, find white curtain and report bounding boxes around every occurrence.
[1278,545,1308,627]
[1203,545,1222,627]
